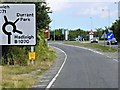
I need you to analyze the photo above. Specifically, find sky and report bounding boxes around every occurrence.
[47,0,119,31]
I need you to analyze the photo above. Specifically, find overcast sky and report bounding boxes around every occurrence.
[47,0,119,31]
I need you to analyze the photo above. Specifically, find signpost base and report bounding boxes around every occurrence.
[29,46,35,65]
[31,60,34,65]
[109,41,111,50]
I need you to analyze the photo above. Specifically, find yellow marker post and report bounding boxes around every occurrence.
[29,46,35,65]
[29,52,35,60]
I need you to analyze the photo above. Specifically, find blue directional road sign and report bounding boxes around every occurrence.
[79,36,83,40]
[106,32,114,40]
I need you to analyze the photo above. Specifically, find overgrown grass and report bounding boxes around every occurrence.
[0,66,2,90]
[64,41,117,52]
[1,47,56,88]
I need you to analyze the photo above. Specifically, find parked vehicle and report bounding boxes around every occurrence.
[69,38,76,41]
[106,38,118,45]
[75,38,79,41]
[90,37,98,43]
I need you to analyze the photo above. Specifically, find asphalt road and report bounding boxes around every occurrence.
[50,44,118,88]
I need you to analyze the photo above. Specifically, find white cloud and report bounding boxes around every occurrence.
[47,0,118,18]
[74,2,118,18]
[98,8,118,19]
[81,8,101,16]
[47,0,71,12]
[75,3,106,16]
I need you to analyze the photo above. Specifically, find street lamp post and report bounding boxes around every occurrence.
[52,12,55,41]
[108,9,110,28]
[102,8,112,47]
[90,17,93,30]
[54,20,55,41]
[102,8,111,46]
[114,2,119,19]
[102,8,110,28]
[118,2,120,19]
[54,29,55,41]
[89,17,94,42]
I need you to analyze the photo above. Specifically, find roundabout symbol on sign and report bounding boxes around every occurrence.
[2,15,23,44]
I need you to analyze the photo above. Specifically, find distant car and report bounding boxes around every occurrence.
[90,37,98,43]
[75,38,79,41]
[106,38,118,45]
[69,38,76,41]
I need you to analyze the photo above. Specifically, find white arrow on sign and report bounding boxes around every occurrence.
[108,34,112,39]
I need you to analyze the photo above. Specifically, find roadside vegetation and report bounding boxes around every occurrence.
[50,19,120,43]
[0,1,56,88]
[64,41,117,52]
[110,18,120,43]
[2,47,56,88]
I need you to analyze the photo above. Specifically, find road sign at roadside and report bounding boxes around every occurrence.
[44,26,50,39]
[0,4,36,45]
[101,32,107,39]
[29,52,35,60]
[106,32,114,40]
[89,30,94,35]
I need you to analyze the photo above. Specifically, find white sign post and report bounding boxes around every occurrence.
[0,4,36,45]
[65,30,69,41]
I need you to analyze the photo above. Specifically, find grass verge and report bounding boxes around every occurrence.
[64,41,117,52]
[1,47,56,88]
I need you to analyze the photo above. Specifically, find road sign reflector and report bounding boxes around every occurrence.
[29,52,35,60]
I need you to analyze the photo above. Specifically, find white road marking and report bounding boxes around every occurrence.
[32,84,46,88]
[42,76,51,79]
[45,46,68,90]
[45,43,118,89]
[59,43,118,62]
[40,80,50,82]
[113,59,118,62]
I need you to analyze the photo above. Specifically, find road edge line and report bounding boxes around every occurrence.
[60,43,118,62]
[45,46,68,89]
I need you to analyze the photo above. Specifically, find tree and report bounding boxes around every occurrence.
[95,28,104,39]
[50,29,64,40]
[68,29,88,40]
[36,2,52,31]
[110,19,120,42]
